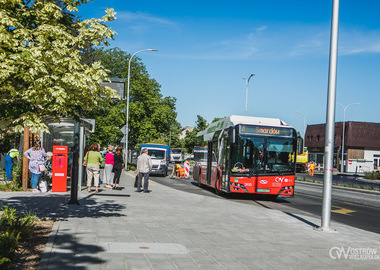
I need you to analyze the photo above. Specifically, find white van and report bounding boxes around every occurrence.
[143,147,168,177]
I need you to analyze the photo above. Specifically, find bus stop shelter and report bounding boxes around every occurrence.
[41,117,94,189]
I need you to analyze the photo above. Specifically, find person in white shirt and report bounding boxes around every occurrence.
[136,148,152,193]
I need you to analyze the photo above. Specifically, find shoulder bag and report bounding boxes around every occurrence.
[83,152,89,167]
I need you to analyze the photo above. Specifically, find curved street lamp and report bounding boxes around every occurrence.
[337,102,360,172]
[243,74,255,116]
[124,49,158,165]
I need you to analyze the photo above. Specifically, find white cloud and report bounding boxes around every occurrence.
[116,11,178,28]
[255,25,268,32]
[339,30,380,55]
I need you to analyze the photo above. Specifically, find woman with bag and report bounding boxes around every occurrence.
[84,143,103,193]
[24,141,47,193]
[103,145,114,188]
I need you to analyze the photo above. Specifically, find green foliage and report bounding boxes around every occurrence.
[0,156,23,191]
[0,206,37,266]
[0,132,20,154]
[127,163,136,171]
[86,47,180,150]
[184,115,208,153]
[0,0,117,133]
[211,117,224,123]
[0,206,37,240]
[87,99,126,147]
[364,172,380,180]
[0,231,20,266]
[12,155,23,189]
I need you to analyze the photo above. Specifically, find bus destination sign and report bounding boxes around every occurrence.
[240,125,293,137]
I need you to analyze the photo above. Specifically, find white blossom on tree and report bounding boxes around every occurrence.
[0,0,117,133]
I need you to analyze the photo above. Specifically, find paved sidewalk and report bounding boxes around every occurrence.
[1,172,379,269]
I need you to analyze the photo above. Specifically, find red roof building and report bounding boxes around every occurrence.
[305,122,380,173]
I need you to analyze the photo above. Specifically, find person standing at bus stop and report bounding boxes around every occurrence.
[85,143,103,193]
[103,145,114,188]
[136,148,152,193]
[24,141,47,193]
[112,146,124,190]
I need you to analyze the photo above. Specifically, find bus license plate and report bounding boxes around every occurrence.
[256,189,270,193]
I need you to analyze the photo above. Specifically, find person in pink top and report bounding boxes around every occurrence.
[103,145,114,188]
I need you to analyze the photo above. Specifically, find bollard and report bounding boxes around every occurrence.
[184,161,190,178]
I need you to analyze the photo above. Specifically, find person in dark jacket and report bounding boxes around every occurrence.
[112,146,124,190]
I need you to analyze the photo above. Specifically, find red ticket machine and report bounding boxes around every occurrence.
[52,145,68,192]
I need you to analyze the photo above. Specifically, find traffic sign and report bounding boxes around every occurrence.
[121,125,127,135]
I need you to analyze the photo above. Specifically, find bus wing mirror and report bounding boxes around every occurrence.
[297,136,303,155]
[228,128,235,144]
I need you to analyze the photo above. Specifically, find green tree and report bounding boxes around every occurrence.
[184,115,208,153]
[0,132,20,154]
[211,117,224,123]
[88,47,180,150]
[0,0,116,133]
[86,99,125,147]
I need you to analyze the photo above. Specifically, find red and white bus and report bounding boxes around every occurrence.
[193,115,297,198]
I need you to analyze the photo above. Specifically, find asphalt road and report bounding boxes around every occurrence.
[150,167,380,234]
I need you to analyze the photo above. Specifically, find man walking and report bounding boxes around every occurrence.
[136,148,152,193]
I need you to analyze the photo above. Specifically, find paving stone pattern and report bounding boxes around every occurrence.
[0,172,379,269]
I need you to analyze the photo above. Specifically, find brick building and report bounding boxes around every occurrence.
[305,122,380,173]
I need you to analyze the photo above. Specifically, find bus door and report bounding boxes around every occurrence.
[206,142,213,185]
[209,140,219,187]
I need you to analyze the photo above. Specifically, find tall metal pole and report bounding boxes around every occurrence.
[244,74,255,116]
[22,126,30,190]
[321,0,340,231]
[124,49,158,167]
[337,103,360,173]
[68,120,80,205]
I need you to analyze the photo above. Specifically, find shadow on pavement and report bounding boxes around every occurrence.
[40,231,106,269]
[0,192,127,221]
[254,200,319,228]
[283,211,319,228]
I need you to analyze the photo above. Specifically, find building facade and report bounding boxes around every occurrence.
[179,126,194,140]
[305,122,380,173]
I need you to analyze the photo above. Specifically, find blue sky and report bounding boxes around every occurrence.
[78,0,380,136]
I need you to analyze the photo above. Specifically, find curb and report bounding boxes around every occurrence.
[38,220,61,270]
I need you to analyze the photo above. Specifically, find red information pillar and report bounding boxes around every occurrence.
[52,145,68,192]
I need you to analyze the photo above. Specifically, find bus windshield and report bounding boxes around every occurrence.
[231,135,296,175]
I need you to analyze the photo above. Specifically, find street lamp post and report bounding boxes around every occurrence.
[337,102,360,173]
[124,49,158,166]
[321,0,340,232]
[295,111,306,148]
[243,74,255,116]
